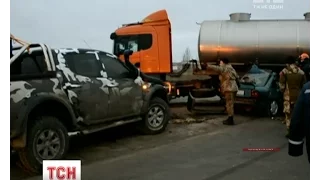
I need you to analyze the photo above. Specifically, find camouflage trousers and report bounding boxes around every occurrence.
[283,100,295,129]
[224,92,236,116]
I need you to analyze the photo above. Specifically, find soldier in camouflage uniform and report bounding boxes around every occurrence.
[207,58,239,125]
[279,56,306,136]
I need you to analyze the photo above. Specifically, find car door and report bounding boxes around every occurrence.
[139,33,159,74]
[99,52,144,119]
[269,76,281,99]
[59,49,110,124]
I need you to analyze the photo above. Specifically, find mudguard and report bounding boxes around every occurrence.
[141,84,168,114]
[11,92,78,139]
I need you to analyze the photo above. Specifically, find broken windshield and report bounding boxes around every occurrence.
[240,68,271,87]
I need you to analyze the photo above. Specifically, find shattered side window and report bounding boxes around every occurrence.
[64,53,101,77]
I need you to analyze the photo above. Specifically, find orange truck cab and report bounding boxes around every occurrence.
[110,10,173,81]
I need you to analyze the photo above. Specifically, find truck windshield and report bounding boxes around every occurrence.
[113,36,138,55]
[113,34,152,55]
[241,70,271,87]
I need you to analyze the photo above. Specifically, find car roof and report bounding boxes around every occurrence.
[247,65,272,74]
[21,47,118,59]
[55,48,115,56]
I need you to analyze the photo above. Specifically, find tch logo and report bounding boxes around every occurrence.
[43,160,81,180]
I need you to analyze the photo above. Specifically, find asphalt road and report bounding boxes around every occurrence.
[27,117,309,180]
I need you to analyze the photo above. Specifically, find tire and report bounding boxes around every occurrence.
[187,92,193,112]
[139,97,170,135]
[18,116,69,174]
[266,100,280,117]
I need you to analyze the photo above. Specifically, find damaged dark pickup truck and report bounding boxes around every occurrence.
[10,43,170,173]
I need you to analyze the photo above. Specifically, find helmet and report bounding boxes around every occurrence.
[300,53,309,59]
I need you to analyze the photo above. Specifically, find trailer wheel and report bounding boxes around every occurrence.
[187,92,194,112]
[18,116,69,174]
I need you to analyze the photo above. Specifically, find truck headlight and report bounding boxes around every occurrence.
[142,83,151,90]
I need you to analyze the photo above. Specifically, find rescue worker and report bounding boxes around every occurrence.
[205,58,239,125]
[298,53,310,82]
[288,81,310,162]
[279,56,306,136]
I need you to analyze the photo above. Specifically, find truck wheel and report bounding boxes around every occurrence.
[139,97,170,135]
[187,92,194,112]
[18,116,69,174]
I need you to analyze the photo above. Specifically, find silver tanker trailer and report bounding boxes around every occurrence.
[184,12,310,111]
[168,12,310,102]
[198,12,310,70]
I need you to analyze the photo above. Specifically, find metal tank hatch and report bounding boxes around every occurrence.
[229,13,251,21]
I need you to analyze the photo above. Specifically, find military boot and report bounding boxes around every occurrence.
[223,116,235,125]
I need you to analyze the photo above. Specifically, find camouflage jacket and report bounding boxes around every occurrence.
[208,64,239,93]
[279,64,306,103]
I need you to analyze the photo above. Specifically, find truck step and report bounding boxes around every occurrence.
[68,118,142,136]
[81,118,142,135]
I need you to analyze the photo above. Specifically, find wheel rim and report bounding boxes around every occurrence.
[147,106,165,128]
[270,101,278,115]
[35,130,61,159]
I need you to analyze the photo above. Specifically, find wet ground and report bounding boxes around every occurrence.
[69,118,308,180]
[11,103,253,179]
[10,100,302,180]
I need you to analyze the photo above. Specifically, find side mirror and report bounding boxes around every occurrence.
[122,49,138,78]
[124,49,133,61]
[110,32,117,40]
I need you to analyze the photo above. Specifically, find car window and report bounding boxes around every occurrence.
[241,69,271,87]
[11,52,47,76]
[21,57,41,74]
[64,52,101,77]
[99,53,130,79]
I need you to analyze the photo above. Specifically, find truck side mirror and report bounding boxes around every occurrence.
[110,32,117,40]
[124,49,133,61]
[122,49,138,78]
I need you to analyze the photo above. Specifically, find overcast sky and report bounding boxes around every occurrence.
[11,0,309,62]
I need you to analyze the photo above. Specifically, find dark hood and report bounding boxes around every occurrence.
[140,73,164,85]
[123,59,164,85]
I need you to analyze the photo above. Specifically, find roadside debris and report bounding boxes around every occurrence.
[171,117,206,124]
